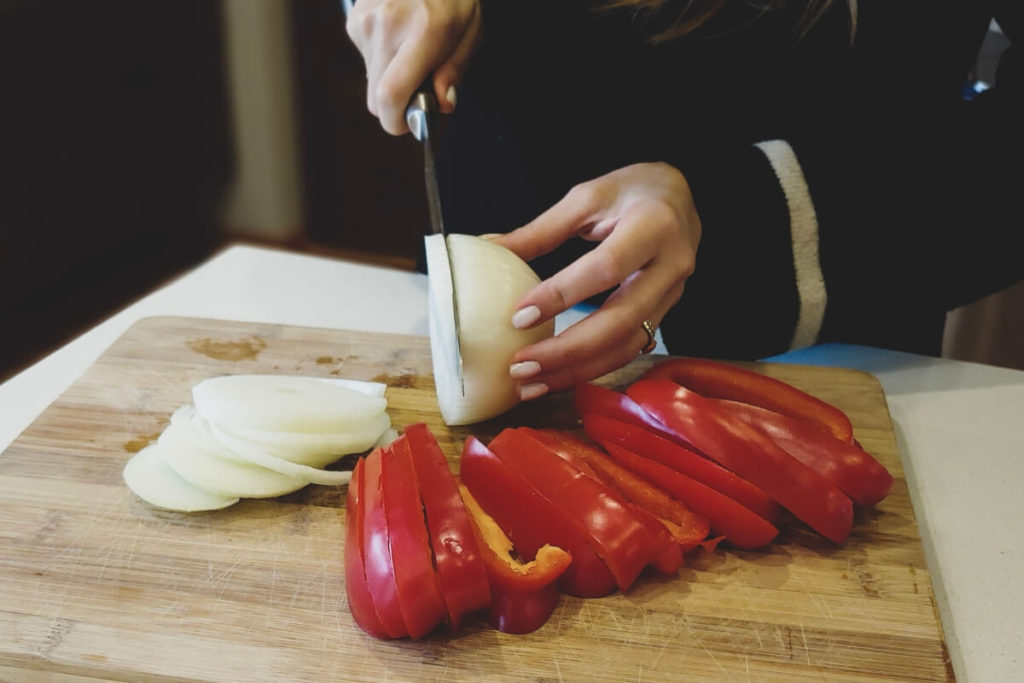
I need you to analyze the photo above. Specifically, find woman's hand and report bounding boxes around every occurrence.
[492,162,702,400]
[345,0,482,135]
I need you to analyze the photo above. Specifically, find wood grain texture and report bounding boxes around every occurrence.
[0,316,953,682]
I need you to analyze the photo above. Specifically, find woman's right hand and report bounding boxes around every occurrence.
[345,0,482,135]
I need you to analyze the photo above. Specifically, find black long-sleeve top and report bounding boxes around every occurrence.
[437,0,1023,359]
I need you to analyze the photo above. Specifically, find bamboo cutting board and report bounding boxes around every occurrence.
[0,316,952,682]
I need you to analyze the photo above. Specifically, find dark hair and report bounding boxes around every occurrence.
[600,0,852,43]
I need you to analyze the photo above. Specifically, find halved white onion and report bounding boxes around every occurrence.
[192,375,387,433]
[158,407,307,499]
[123,444,239,512]
[425,234,555,425]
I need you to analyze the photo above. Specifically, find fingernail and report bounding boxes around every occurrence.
[509,361,541,380]
[511,305,541,329]
[446,85,457,110]
[519,382,549,401]
[478,233,502,240]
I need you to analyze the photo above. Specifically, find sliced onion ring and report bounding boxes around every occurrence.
[192,374,387,433]
[176,407,353,486]
[123,444,239,512]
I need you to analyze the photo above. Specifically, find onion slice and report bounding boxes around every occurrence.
[208,412,392,468]
[425,234,555,426]
[179,407,353,486]
[123,444,239,512]
[192,375,387,433]
[158,407,307,498]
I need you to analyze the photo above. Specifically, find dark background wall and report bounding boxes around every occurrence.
[0,0,232,381]
[290,0,427,264]
[0,1,1017,381]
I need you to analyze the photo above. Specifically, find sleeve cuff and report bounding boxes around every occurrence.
[659,139,825,358]
[754,139,827,350]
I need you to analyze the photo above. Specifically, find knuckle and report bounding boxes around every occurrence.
[376,0,405,33]
[539,278,572,313]
[375,77,401,109]
[547,340,582,372]
[666,242,697,280]
[566,181,601,208]
[646,199,679,231]
[590,249,624,291]
[346,9,372,41]
[421,11,458,43]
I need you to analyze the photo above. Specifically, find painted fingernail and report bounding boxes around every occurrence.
[519,382,549,401]
[446,85,457,110]
[511,305,541,329]
[509,361,541,380]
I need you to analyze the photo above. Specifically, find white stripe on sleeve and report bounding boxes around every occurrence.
[754,139,826,350]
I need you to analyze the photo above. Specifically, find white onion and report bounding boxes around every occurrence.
[181,408,353,486]
[192,374,387,433]
[372,426,400,448]
[425,234,555,425]
[208,412,391,468]
[123,444,239,512]
[158,407,308,499]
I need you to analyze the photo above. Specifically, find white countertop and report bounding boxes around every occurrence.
[2,243,1020,682]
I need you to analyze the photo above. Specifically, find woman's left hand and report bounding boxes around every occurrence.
[492,162,702,400]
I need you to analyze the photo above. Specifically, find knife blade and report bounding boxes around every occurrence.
[406,84,465,396]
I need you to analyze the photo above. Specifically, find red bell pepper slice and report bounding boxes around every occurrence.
[598,439,779,549]
[458,482,571,634]
[638,357,855,444]
[482,580,562,635]
[344,455,389,639]
[487,428,664,592]
[360,445,408,638]
[381,435,449,639]
[581,413,781,524]
[574,382,680,442]
[460,436,618,598]
[627,380,854,545]
[404,423,491,628]
[526,428,684,573]
[711,400,894,506]
[530,427,707,557]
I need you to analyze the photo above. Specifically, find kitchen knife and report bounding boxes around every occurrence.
[407,84,465,396]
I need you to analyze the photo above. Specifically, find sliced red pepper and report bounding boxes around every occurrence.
[574,382,680,442]
[530,427,707,557]
[460,436,618,598]
[344,455,388,638]
[458,481,571,634]
[711,400,894,506]
[628,380,854,545]
[581,412,781,523]
[360,445,408,638]
[526,428,683,574]
[482,580,562,635]
[598,440,779,549]
[487,428,664,592]
[638,357,856,444]
[381,435,449,639]
[404,423,491,629]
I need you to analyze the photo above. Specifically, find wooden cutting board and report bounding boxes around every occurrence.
[0,316,952,682]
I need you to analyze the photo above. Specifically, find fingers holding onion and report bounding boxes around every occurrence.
[426,234,555,426]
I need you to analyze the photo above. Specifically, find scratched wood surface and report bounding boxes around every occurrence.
[0,316,952,682]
